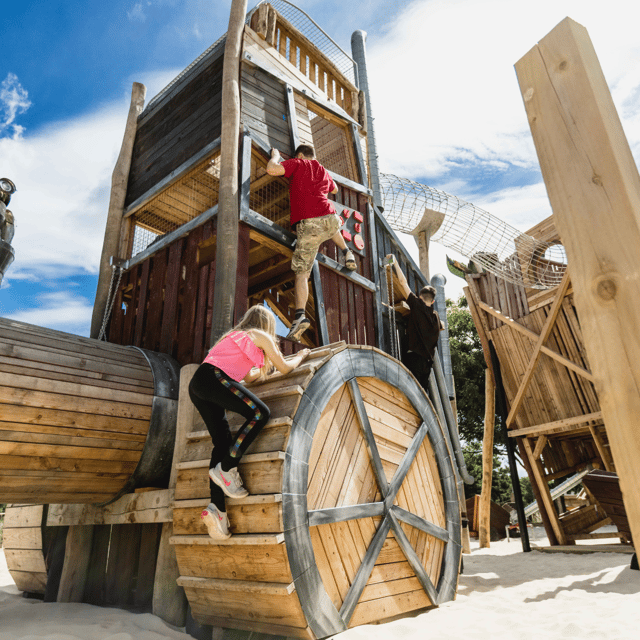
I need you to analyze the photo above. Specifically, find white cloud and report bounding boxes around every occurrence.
[0,73,31,138]
[127,2,149,22]
[4,290,94,337]
[1,68,180,286]
[367,0,640,181]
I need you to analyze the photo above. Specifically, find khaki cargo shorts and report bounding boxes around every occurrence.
[291,213,341,274]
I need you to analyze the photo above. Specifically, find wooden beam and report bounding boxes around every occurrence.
[479,369,495,549]
[506,270,571,428]
[211,0,247,344]
[522,436,567,544]
[516,17,640,546]
[91,83,146,338]
[533,435,548,460]
[508,411,603,438]
[477,299,594,382]
[57,525,93,603]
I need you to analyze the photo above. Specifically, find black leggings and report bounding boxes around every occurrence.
[189,363,270,510]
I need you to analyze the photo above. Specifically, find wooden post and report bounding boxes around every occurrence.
[91,82,146,338]
[479,369,495,548]
[57,525,93,602]
[210,0,248,346]
[152,365,197,626]
[516,17,640,546]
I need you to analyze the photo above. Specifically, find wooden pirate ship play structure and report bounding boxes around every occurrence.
[1,2,470,638]
[2,4,640,639]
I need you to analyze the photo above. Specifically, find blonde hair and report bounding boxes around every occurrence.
[219,305,279,380]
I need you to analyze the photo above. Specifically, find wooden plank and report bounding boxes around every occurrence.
[506,271,571,428]
[4,549,47,573]
[522,437,567,544]
[508,411,604,437]
[174,541,291,583]
[516,18,640,544]
[2,526,42,549]
[479,299,594,382]
[2,504,44,528]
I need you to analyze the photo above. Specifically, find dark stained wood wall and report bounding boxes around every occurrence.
[108,220,250,365]
[125,52,224,207]
[318,186,376,346]
[241,65,292,154]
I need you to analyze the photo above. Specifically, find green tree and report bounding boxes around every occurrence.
[447,297,486,444]
[462,441,513,503]
[447,295,514,499]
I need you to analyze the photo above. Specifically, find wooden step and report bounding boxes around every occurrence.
[177,575,295,595]
[171,533,285,546]
[173,494,283,535]
[186,415,293,442]
[175,452,286,501]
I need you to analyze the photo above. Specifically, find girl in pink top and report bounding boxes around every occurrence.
[189,305,309,540]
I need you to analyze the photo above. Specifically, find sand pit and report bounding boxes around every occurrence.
[1,528,638,640]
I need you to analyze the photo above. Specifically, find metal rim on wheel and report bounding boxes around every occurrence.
[282,347,461,638]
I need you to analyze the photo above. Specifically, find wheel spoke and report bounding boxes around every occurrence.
[339,515,392,626]
[347,378,389,498]
[392,505,449,543]
[385,421,428,510]
[308,502,385,526]
[388,510,439,605]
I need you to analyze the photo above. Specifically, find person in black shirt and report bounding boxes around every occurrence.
[386,255,443,389]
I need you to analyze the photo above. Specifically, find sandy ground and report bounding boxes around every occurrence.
[1,527,638,640]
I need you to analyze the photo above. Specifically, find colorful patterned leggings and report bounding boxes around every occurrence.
[189,363,270,508]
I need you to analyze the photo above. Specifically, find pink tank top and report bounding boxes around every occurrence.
[203,330,265,382]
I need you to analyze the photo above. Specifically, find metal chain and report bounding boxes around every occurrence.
[98,264,123,341]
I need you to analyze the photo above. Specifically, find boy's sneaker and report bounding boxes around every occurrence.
[344,250,357,271]
[200,504,231,540]
[209,462,249,499]
[287,315,311,342]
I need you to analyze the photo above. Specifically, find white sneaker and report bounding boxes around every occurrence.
[286,315,311,341]
[200,504,231,540]
[209,462,249,499]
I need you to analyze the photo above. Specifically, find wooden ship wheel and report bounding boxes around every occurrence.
[172,343,461,639]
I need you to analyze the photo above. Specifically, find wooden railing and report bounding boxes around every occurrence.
[250,3,360,121]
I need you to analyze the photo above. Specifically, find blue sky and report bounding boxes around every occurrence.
[2,0,640,336]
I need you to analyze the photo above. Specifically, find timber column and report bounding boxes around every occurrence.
[210,0,248,344]
[91,82,146,338]
[515,17,640,546]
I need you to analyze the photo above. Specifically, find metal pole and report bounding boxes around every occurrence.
[490,342,531,552]
[350,30,382,208]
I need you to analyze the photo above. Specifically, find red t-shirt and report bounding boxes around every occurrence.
[281,158,337,225]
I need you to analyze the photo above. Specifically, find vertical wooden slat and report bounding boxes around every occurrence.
[133,259,151,347]
[160,239,183,355]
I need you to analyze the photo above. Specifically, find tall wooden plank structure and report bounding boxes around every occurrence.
[1,2,464,637]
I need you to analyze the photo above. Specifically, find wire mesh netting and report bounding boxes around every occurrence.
[257,0,357,86]
[145,0,356,114]
[250,151,291,232]
[308,107,357,181]
[130,153,221,256]
[379,173,567,289]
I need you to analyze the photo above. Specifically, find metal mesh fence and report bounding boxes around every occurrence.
[250,152,291,232]
[257,0,357,86]
[379,173,567,289]
[308,107,356,181]
[130,152,221,256]
[145,0,356,114]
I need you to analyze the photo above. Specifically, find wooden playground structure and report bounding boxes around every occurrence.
[2,3,640,640]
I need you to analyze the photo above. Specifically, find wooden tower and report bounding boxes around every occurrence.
[1,2,465,637]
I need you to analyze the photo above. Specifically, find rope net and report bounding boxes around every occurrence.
[379,173,567,290]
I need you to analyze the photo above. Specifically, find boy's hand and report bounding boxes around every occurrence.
[271,148,281,160]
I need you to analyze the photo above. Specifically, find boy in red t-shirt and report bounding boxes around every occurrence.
[267,144,356,341]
